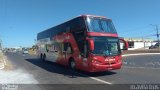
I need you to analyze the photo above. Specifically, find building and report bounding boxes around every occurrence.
[124,38,156,50]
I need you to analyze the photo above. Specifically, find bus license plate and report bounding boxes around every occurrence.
[109,58,115,63]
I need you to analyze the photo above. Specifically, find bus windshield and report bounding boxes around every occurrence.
[87,17,117,34]
[91,37,121,56]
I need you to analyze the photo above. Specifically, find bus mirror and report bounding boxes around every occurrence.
[119,38,128,50]
[88,39,94,51]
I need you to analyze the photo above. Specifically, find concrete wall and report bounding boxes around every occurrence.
[128,42,143,50]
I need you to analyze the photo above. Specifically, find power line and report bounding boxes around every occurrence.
[150,24,159,46]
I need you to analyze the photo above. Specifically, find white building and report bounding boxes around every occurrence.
[124,38,156,50]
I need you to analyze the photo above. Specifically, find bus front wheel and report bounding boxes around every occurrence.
[69,59,76,70]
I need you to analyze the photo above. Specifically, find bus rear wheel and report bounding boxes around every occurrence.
[40,54,46,62]
[40,54,43,60]
[42,54,46,62]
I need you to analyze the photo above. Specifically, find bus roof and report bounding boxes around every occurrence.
[80,14,109,19]
[38,14,108,33]
[37,15,111,40]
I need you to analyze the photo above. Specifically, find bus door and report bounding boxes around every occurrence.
[62,43,73,65]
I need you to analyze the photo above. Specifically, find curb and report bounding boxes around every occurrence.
[122,53,160,57]
[0,53,6,70]
[0,63,4,70]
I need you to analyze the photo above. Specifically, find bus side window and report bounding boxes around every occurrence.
[45,44,49,52]
[63,43,66,51]
[64,43,73,54]
[53,43,58,52]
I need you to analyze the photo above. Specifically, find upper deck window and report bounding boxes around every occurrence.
[87,17,117,34]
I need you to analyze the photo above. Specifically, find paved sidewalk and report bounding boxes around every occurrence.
[0,69,38,84]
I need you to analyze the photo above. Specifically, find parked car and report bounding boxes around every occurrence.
[22,48,28,54]
[149,43,160,49]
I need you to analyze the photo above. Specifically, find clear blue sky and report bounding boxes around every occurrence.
[0,0,160,48]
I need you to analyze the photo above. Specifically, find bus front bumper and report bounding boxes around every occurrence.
[90,62,122,72]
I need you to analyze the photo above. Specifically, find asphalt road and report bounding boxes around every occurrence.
[4,52,160,84]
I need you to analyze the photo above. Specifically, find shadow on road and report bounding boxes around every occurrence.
[25,58,116,78]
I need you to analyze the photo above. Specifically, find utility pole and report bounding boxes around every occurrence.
[0,35,1,48]
[150,24,159,47]
[142,37,145,49]
[156,25,159,45]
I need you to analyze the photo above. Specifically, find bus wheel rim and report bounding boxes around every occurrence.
[71,61,75,69]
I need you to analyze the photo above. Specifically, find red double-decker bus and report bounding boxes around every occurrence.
[37,15,128,72]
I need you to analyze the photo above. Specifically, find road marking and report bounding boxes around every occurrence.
[74,71,112,85]
[122,53,160,70]
[43,53,160,84]
[122,53,160,57]
[89,77,112,84]
[123,66,160,70]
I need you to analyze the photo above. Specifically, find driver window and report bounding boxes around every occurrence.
[64,43,73,54]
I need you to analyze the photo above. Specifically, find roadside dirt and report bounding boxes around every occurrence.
[0,52,38,84]
[0,53,13,70]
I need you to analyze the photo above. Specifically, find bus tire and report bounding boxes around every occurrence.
[40,54,43,60]
[42,54,46,62]
[69,59,76,70]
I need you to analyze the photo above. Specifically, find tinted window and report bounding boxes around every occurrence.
[91,19,101,32]
[128,41,134,48]
[87,17,117,34]
[63,43,73,53]
[91,37,120,56]
[71,17,86,54]
[37,17,86,40]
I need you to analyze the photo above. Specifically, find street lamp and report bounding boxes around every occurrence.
[150,24,159,47]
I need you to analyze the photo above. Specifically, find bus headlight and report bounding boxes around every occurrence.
[92,60,102,64]
[118,59,122,63]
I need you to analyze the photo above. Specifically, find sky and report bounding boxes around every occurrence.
[0,0,160,48]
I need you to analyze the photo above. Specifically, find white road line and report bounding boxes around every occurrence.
[74,71,112,85]
[89,77,112,85]
[123,66,160,70]
[122,53,160,57]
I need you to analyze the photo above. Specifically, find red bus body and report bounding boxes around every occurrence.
[37,15,128,72]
